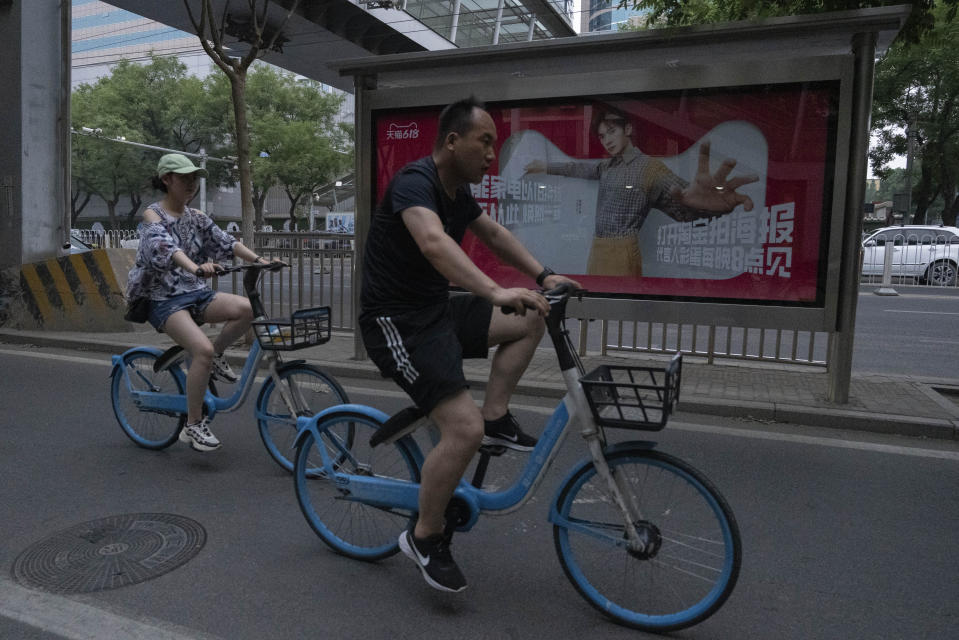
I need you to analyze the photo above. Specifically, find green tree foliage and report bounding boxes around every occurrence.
[183,0,302,246]
[871,4,959,226]
[620,1,959,225]
[202,65,352,229]
[70,55,221,230]
[620,1,954,41]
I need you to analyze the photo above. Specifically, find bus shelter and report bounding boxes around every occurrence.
[334,6,909,402]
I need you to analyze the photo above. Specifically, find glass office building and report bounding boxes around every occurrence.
[581,0,647,33]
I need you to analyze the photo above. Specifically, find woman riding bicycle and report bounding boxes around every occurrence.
[125,153,272,452]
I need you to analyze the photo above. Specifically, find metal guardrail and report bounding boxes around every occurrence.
[597,320,831,367]
[73,228,139,248]
[249,231,355,331]
[75,228,957,366]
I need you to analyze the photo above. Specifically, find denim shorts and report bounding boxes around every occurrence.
[148,288,217,332]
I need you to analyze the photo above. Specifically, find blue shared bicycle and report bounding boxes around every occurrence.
[291,284,741,632]
[110,262,349,471]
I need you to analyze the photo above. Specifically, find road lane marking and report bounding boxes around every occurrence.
[2,348,956,460]
[506,403,959,460]
[0,347,113,367]
[0,576,221,640]
[667,421,959,461]
[883,310,959,315]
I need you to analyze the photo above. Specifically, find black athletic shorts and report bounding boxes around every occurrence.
[360,294,493,414]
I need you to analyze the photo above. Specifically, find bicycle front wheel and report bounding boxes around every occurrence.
[553,447,741,632]
[111,350,185,449]
[256,363,349,472]
[294,412,420,561]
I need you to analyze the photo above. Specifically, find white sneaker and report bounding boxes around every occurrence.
[211,353,238,383]
[179,418,221,452]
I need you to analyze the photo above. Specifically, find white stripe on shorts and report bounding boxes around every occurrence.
[376,316,419,384]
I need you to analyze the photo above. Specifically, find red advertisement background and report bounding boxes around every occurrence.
[373,84,837,304]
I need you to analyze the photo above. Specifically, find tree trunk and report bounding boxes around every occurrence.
[911,164,934,225]
[125,192,142,227]
[252,189,268,229]
[230,74,255,247]
[287,189,303,229]
[942,182,958,227]
[106,199,118,231]
[71,191,91,226]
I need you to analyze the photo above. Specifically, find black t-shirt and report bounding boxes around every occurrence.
[360,156,482,318]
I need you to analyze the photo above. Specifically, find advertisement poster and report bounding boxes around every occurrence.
[372,83,838,304]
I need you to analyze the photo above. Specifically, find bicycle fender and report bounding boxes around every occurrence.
[253,361,327,409]
[109,346,165,378]
[292,404,391,449]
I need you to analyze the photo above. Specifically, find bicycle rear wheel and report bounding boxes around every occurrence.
[256,363,349,472]
[294,412,420,561]
[111,350,185,449]
[553,447,741,632]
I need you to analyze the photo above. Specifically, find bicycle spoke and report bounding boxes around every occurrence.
[295,414,419,560]
[554,448,740,632]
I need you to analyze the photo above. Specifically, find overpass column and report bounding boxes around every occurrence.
[0,0,71,269]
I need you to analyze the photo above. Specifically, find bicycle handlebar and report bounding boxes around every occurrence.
[501,283,584,315]
[194,261,288,278]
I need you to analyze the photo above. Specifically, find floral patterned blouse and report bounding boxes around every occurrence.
[125,203,236,301]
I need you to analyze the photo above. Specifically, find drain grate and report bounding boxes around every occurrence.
[12,513,205,594]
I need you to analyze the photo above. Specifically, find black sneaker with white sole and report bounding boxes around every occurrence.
[211,353,238,383]
[398,531,467,593]
[482,412,537,451]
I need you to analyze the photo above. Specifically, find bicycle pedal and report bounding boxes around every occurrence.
[478,444,508,457]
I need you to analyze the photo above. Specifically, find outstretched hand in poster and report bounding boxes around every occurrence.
[497,118,767,281]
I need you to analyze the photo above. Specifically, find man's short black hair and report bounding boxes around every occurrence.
[435,96,486,149]
[590,104,631,137]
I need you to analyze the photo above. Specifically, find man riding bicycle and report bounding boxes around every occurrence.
[359,96,580,592]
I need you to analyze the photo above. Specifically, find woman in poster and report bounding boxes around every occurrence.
[525,104,757,277]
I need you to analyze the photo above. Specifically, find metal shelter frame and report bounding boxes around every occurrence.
[334,6,910,402]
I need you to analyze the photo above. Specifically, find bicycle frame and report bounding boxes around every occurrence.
[110,340,271,419]
[111,263,306,422]
[294,286,655,548]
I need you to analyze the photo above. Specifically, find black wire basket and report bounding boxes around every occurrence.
[252,306,331,351]
[579,352,683,430]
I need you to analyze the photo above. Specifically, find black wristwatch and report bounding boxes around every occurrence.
[536,266,556,287]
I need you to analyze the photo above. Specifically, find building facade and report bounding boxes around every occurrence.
[580,0,647,33]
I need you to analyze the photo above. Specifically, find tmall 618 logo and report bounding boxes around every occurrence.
[387,122,420,140]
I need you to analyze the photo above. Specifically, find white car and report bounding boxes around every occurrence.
[861,225,959,286]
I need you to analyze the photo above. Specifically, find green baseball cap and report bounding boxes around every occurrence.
[157,153,209,178]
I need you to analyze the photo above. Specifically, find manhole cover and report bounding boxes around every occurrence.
[12,513,205,594]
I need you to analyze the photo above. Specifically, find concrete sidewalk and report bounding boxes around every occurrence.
[2,325,958,440]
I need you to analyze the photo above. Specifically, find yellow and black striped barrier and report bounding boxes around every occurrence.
[5,249,130,331]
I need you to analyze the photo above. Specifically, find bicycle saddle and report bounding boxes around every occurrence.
[368,405,508,457]
[369,406,425,447]
[153,345,186,373]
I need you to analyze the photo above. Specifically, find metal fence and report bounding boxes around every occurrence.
[596,320,831,366]
[249,231,355,330]
[79,228,957,366]
[859,228,959,289]
[73,228,139,249]
[78,228,355,331]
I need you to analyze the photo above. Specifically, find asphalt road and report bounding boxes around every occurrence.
[852,286,959,377]
[1,346,958,640]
